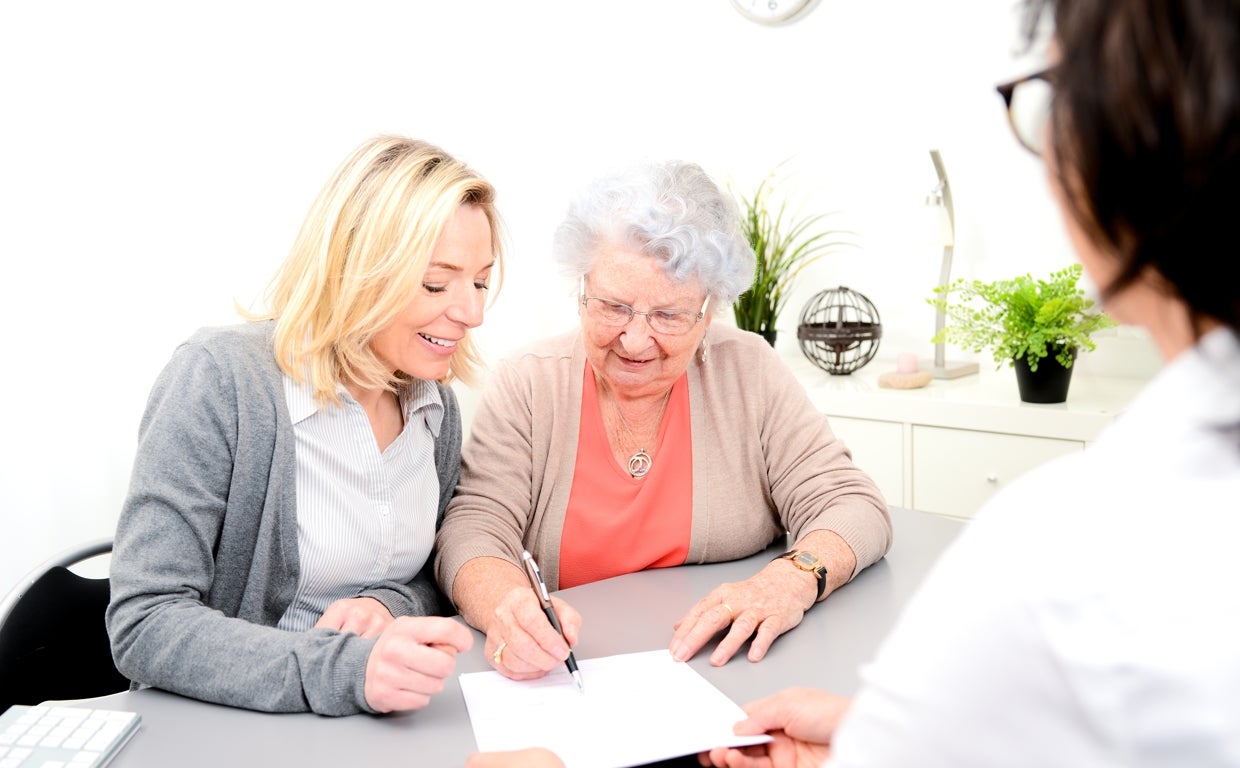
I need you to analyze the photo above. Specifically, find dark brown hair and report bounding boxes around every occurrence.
[1023,0,1240,337]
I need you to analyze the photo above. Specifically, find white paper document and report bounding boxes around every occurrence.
[459,649,771,768]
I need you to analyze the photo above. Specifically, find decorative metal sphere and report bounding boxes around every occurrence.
[797,286,882,375]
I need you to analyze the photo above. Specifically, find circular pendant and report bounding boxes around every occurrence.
[627,450,652,478]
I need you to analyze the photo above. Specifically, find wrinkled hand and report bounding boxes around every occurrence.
[315,596,395,639]
[363,616,473,712]
[670,565,814,666]
[698,687,852,768]
[485,586,582,681]
[465,747,565,768]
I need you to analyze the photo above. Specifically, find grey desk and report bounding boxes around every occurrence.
[80,507,963,766]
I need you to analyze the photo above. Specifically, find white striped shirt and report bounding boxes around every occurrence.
[276,375,443,633]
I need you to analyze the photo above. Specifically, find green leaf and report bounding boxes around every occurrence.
[732,166,854,334]
[925,264,1118,369]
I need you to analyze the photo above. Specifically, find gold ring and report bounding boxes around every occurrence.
[721,603,735,622]
[492,641,507,666]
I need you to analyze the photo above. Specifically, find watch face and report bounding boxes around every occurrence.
[794,551,820,569]
[783,550,823,574]
[729,0,819,25]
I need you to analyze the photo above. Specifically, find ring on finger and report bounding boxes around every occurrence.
[721,602,735,622]
[492,640,507,666]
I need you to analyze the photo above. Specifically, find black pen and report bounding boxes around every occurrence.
[521,550,584,692]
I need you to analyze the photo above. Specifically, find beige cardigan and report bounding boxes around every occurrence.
[435,323,891,594]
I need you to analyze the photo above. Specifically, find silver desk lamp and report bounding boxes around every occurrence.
[925,149,979,379]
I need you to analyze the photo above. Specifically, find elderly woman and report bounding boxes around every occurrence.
[435,160,890,680]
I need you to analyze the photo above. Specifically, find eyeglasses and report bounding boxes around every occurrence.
[579,280,709,336]
[996,67,1054,156]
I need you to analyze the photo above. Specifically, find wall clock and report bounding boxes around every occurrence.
[729,0,822,26]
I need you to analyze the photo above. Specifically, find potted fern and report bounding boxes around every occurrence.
[733,171,851,345]
[927,264,1117,403]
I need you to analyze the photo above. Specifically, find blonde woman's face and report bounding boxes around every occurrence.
[371,203,493,381]
[581,246,711,400]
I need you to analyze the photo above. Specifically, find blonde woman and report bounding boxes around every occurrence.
[108,135,502,715]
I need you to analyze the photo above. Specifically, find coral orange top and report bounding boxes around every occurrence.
[558,365,693,589]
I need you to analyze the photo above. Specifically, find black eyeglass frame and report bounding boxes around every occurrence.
[995,66,1054,156]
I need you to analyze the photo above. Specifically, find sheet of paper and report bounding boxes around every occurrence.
[459,649,771,768]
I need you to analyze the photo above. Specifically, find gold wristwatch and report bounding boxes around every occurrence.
[777,549,827,601]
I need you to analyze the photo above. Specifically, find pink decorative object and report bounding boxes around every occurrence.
[896,353,919,374]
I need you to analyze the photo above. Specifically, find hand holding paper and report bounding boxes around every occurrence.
[460,650,770,768]
[699,687,853,767]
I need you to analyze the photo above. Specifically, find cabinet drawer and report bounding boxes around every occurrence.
[827,416,905,508]
[912,426,1082,518]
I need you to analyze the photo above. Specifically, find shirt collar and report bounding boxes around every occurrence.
[283,374,445,438]
[283,374,321,426]
[405,378,445,438]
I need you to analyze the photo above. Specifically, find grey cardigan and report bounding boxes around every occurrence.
[106,321,462,715]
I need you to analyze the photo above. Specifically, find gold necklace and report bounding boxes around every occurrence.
[608,389,671,478]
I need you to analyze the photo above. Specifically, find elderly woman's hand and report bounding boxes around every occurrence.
[485,586,583,681]
[668,563,816,666]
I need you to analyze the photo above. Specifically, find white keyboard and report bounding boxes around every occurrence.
[0,706,140,768]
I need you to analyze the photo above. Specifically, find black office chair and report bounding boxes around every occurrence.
[0,538,130,713]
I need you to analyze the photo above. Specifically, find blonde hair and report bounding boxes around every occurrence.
[250,135,503,404]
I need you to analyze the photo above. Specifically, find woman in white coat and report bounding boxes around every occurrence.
[470,0,1240,764]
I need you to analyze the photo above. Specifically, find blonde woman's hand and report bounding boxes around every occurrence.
[315,596,394,639]
[363,616,473,712]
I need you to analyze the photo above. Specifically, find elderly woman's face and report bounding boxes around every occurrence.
[581,246,711,399]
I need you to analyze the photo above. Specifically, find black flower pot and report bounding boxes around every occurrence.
[1013,347,1077,403]
[760,330,777,347]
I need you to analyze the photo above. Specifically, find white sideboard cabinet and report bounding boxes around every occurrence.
[785,353,1147,519]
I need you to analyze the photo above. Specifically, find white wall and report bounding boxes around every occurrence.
[0,0,1157,595]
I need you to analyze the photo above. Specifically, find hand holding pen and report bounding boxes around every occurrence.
[522,550,584,692]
